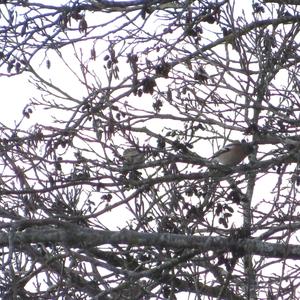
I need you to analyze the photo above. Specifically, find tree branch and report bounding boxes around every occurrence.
[2,226,299,260]
[88,0,176,8]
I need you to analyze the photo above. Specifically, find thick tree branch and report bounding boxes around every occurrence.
[1,226,299,260]
[88,0,177,8]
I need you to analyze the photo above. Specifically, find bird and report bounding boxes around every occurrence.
[211,140,255,166]
[123,148,145,166]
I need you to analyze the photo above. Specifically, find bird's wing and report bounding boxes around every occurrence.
[211,144,233,159]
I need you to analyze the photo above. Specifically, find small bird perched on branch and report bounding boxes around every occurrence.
[211,140,255,166]
[123,148,145,166]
